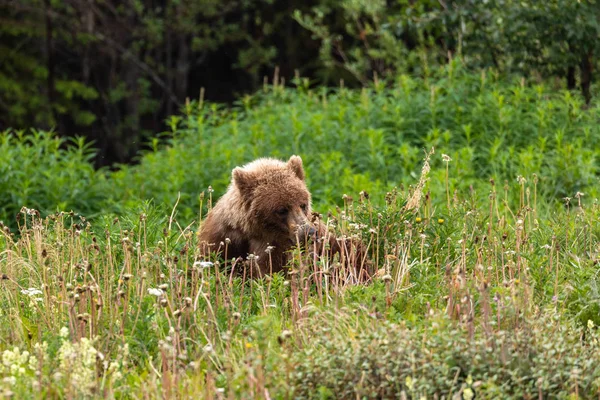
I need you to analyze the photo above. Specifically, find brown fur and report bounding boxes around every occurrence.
[199,155,370,278]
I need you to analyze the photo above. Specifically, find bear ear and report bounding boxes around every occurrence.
[232,167,255,195]
[287,155,305,181]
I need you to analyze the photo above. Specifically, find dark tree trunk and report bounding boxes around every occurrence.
[123,63,140,162]
[82,0,95,84]
[566,66,576,90]
[165,15,174,117]
[580,52,593,104]
[43,0,56,128]
[175,35,190,102]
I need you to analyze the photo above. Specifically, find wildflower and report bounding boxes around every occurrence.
[415,217,422,223]
[463,387,474,400]
[281,330,292,339]
[438,218,444,224]
[60,327,70,338]
[245,342,253,349]
[56,336,99,396]
[442,154,452,162]
[3,376,16,386]
[147,288,163,297]
[588,320,595,329]
[193,261,214,269]
[21,288,43,296]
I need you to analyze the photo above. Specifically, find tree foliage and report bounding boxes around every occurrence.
[295,0,600,100]
[0,0,320,164]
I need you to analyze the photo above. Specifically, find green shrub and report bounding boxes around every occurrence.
[2,63,600,229]
[113,62,600,223]
[291,312,600,399]
[0,130,110,227]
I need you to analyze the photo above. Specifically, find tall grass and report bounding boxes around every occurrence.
[2,157,600,397]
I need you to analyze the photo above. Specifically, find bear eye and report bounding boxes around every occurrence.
[276,207,288,217]
[300,204,307,212]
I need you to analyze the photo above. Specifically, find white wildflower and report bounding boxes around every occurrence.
[21,288,43,296]
[193,261,214,269]
[147,288,163,297]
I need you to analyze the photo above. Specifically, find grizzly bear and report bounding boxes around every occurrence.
[199,155,369,278]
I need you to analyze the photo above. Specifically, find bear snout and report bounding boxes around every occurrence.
[295,223,317,240]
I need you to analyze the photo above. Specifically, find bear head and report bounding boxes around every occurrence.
[232,155,316,243]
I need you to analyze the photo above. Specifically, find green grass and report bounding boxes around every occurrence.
[2,63,600,397]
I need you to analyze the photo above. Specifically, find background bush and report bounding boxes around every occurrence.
[0,130,109,226]
[113,62,600,220]
[2,61,600,228]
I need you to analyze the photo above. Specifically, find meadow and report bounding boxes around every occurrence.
[2,63,600,398]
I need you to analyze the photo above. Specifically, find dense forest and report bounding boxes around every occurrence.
[2,0,599,165]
